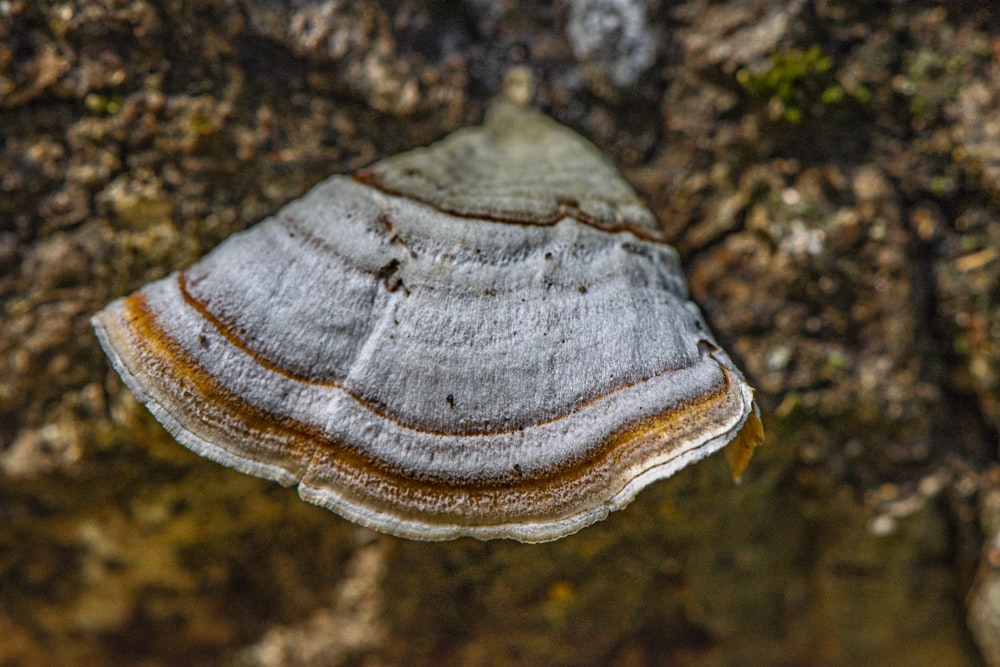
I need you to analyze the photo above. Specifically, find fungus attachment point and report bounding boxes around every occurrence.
[93,92,762,542]
[501,65,536,108]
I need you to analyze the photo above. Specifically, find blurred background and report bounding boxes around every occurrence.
[1,1,998,665]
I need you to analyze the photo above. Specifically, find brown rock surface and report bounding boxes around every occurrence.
[1,1,997,665]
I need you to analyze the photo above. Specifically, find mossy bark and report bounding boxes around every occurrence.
[1,1,996,665]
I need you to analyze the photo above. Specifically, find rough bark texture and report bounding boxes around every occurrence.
[1,1,998,665]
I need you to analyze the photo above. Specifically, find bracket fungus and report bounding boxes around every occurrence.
[93,86,763,543]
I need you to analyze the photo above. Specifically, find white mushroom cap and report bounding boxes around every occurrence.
[92,100,762,542]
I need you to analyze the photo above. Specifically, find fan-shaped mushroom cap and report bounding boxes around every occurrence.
[92,97,762,542]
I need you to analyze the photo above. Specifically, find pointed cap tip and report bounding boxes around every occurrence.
[500,66,536,108]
